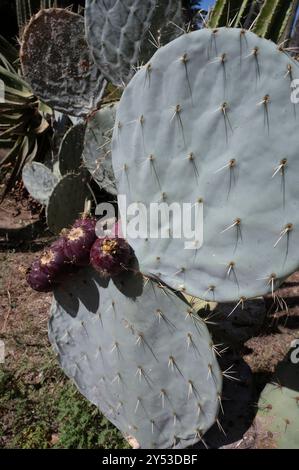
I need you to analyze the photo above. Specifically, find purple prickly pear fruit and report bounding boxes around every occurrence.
[73,216,97,233]
[63,216,97,266]
[90,237,132,278]
[39,238,68,278]
[26,259,57,292]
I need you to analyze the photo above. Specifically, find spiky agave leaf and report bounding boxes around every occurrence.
[0,35,52,200]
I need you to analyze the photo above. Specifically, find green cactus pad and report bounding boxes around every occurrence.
[22,162,59,205]
[112,27,299,302]
[49,267,222,449]
[59,123,86,176]
[83,103,118,195]
[256,355,299,449]
[20,8,105,117]
[46,172,90,234]
[85,0,183,87]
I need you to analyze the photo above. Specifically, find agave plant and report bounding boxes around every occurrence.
[0,34,52,199]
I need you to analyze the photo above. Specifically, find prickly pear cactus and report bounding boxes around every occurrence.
[22,162,59,205]
[49,267,222,449]
[83,103,118,195]
[46,172,90,234]
[252,0,299,44]
[112,27,299,303]
[85,0,183,87]
[207,0,251,29]
[59,123,86,176]
[255,356,299,449]
[207,0,298,45]
[23,122,90,234]
[20,8,105,116]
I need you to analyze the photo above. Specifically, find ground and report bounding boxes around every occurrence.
[0,198,298,449]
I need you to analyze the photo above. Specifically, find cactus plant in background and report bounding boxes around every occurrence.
[22,123,91,233]
[22,161,59,206]
[20,8,106,117]
[15,0,85,32]
[207,0,261,29]
[49,267,222,449]
[0,35,52,199]
[58,122,86,176]
[207,0,299,45]
[255,353,299,449]
[253,0,299,44]
[83,103,118,195]
[112,27,299,303]
[46,171,91,234]
[85,0,184,87]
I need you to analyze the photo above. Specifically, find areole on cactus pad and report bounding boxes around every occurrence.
[112,27,299,303]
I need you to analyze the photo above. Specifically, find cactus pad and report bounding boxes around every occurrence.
[83,103,118,195]
[46,172,90,234]
[85,0,183,87]
[59,123,86,176]
[112,27,299,302]
[20,8,105,117]
[22,162,59,205]
[49,267,222,449]
[256,356,299,449]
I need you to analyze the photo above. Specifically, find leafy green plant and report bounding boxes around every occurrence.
[56,386,128,449]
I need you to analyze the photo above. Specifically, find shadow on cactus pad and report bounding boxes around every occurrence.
[54,253,143,318]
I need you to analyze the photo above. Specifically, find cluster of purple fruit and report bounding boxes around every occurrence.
[26,216,132,292]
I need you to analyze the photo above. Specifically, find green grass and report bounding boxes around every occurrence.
[0,349,128,449]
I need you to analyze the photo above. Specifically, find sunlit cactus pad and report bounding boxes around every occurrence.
[85,0,183,86]
[20,8,105,116]
[112,27,299,302]
[49,267,222,449]
[83,102,118,195]
[255,356,299,449]
[22,162,59,206]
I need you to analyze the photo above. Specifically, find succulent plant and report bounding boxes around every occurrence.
[83,102,118,195]
[21,2,299,449]
[49,266,222,449]
[207,0,261,29]
[0,34,51,199]
[255,354,299,449]
[58,122,86,176]
[15,1,85,32]
[20,8,106,117]
[112,27,299,303]
[85,0,184,87]
[22,121,91,233]
[22,161,59,205]
[207,0,299,45]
